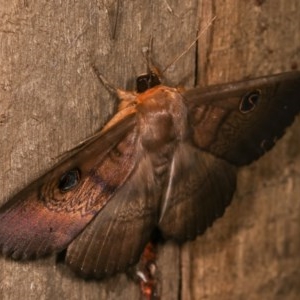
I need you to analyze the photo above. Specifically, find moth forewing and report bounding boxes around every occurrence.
[0,113,138,259]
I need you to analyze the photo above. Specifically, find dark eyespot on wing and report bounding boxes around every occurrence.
[58,168,81,192]
[239,90,261,113]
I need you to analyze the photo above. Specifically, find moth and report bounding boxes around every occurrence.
[0,69,299,280]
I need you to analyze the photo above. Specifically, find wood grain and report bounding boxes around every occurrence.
[185,1,300,300]
[0,0,299,299]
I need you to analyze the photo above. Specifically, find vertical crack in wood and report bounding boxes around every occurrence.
[178,245,183,300]
[203,0,216,86]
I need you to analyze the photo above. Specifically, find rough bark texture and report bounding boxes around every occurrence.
[0,0,299,299]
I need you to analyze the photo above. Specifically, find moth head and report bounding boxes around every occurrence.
[239,89,261,113]
[136,72,161,93]
[58,168,81,192]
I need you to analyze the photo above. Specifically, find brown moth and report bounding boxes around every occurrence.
[0,70,299,279]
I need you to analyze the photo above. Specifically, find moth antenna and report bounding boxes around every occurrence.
[161,16,216,74]
[91,64,136,106]
[91,64,118,95]
[142,36,163,80]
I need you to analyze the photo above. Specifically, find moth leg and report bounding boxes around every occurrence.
[142,36,162,80]
[129,241,160,300]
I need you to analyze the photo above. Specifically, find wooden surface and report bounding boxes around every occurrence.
[0,0,299,299]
